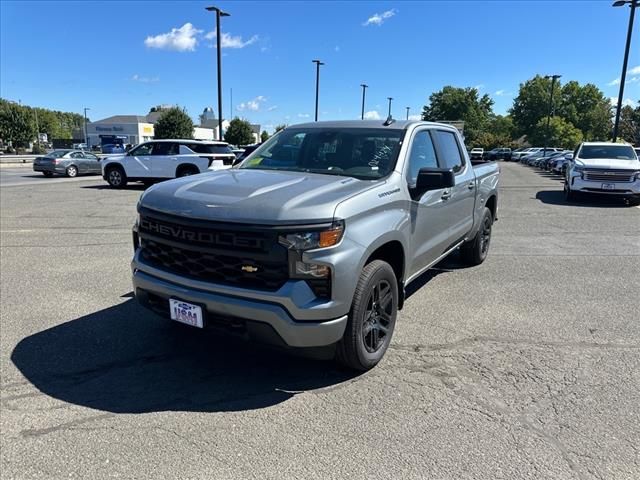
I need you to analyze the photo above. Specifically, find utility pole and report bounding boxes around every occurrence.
[406,106,410,120]
[387,97,393,118]
[312,60,324,121]
[83,107,90,148]
[360,84,368,120]
[206,6,230,140]
[543,75,561,155]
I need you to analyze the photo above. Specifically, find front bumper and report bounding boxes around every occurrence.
[133,268,347,348]
[569,175,640,197]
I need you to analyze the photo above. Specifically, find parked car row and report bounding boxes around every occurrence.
[520,142,640,205]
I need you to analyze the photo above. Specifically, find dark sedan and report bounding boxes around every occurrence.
[33,150,102,177]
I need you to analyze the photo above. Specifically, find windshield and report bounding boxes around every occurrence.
[579,145,636,160]
[238,128,404,179]
[47,150,69,158]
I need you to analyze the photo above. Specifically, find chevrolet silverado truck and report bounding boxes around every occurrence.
[564,142,640,205]
[132,120,500,370]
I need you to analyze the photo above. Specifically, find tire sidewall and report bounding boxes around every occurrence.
[351,262,398,368]
[107,167,124,187]
[66,166,78,177]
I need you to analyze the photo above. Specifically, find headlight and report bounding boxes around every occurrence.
[278,221,344,250]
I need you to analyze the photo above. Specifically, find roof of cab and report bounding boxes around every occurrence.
[289,120,459,131]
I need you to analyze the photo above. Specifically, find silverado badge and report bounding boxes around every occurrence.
[241,265,259,273]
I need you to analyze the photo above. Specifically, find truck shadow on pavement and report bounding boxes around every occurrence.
[11,298,358,414]
[536,190,634,208]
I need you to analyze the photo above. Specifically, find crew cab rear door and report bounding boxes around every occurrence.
[431,129,476,245]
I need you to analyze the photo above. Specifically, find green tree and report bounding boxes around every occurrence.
[617,104,640,144]
[0,100,36,147]
[421,86,493,144]
[224,118,254,146]
[274,124,287,132]
[260,130,269,142]
[558,82,611,141]
[510,75,561,137]
[528,116,582,150]
[154,107,194,139]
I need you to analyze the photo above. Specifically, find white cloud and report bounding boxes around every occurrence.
[237,96,267,112]
[494,90,513,97]
[267,105,278,112]
[206,30,259,49]
[363,9,397,26]
[607,65,640,87]
[144,23,202,52]
[408,114,422,121]
[297,113,310,118]
[610,97,637,108]
[131,74,159,83]
[363,110,381,120]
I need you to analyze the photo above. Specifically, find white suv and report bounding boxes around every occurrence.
[564,142,640,204]
[101,139,236,188]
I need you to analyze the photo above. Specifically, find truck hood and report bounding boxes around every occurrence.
[576,158,640,170]
[139,169,379,224]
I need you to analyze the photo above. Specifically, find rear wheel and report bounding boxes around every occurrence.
[460,207,493,266]
[106,166,127,188]
[177,166,199,178]
[336,260,398,371]
[66,165,78,178]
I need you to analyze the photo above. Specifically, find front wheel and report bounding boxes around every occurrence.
[336,260,398,371]
[106,167,127,188]
[66,165,78,178]
[460,207,493,266]
[564,181,577,202]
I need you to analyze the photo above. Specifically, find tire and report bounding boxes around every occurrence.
[66,165,78,178]
[106,166,127,188]
[177,166,199,178]
[336,260,398,371]
[460,207,493,266]
[42,171,53,177]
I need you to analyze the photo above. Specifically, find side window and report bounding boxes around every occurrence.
[434,130,464,172]
[70,152,83,159]
[406,130,438,185]
[84,153,98,160]
[152,143,178,156]
[130,143,153,156]
[179,144,196,155]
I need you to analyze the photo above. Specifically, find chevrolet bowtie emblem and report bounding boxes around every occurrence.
[241,265,259,273]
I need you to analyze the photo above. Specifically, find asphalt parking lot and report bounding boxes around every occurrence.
[1,162,639,480]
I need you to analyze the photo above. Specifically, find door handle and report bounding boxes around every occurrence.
[441,190,452,200]
[468,182,475,190]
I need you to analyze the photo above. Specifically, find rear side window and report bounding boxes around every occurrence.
[189,143,233,155]
[152,143,178,156]
[406,130,438,184]
[434,130,464,171]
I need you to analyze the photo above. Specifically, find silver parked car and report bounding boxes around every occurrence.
[33,149,102,177]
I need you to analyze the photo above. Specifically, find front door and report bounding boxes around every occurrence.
[125,143,154,178]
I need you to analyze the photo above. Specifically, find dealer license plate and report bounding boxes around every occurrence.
[601,183,616,190]
[169,299,203,328]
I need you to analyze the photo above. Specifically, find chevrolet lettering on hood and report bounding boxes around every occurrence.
[139,217,263,249]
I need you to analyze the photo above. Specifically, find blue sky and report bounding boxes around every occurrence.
[1,1,638,132]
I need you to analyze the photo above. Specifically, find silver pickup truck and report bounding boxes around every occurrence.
[132,120,500,370]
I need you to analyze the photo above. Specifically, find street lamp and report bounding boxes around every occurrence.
[543,74,561,154]
[611,0,638,142]
[406,106,410,120]
[205,5,230,140]
[387,97,393,117]
[360,84,368,120]
[312,60,324,122]
[83,107,90,147]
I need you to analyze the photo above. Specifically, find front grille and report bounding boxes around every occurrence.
[138,212,289,291]
[584,170,635,183]
[141,238,289,290]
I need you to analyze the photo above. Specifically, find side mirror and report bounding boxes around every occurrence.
[565,153,573,160]
[413,168,455,198]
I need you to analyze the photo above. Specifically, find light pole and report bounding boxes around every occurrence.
[206,5,230,140]
[387,97,393,118]
[312,60,324,121]
[83,107,90,147]
[34,108,40,149]
[406,106,410,120]
[360,84,368,120]
[612,0,638,142]
[543,75,561,154]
